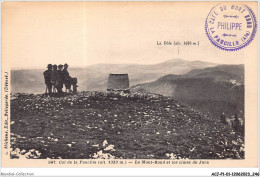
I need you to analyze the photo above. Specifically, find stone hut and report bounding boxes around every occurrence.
[107,74,130,92]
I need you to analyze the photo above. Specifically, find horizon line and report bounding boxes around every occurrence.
[10,58,243,70]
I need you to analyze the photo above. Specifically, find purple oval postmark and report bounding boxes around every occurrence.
[205,3,257,51]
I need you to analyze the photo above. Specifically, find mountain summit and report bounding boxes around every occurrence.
[11,91,244,159]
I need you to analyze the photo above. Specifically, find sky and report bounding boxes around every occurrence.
[2,2,257,69]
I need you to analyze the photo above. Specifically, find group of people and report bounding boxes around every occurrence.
[43,63,78,95]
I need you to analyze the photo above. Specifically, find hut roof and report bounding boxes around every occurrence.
[107,74,129,90]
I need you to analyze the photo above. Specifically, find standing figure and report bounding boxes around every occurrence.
[56,64,64,95]
[71,77,78,94]
[51,64,58,93]
[62,63,72,93]
[43,64,53,95]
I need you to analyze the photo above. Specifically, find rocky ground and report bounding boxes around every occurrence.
[10,91,244,159]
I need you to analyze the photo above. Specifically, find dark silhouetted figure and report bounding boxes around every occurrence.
[52,64,58,93]
[56,64,64,95]
[62,63,72,93]
[71,77,78,94]
[43,64,53,95]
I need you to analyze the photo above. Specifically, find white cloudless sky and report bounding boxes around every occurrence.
[2,2,256,69]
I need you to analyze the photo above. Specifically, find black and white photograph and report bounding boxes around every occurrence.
[10,59,245,160]
[1,1,258,172]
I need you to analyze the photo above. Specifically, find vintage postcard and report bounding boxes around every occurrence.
[1,1,258,169]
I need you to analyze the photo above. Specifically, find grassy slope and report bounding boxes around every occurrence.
[11,92,244,159]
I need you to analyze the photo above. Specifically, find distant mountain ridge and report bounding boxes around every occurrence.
[186,64,244,83]
[11,58,218,94]
[132,64,244,118]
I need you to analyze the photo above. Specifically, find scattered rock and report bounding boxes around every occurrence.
[103,140,108,147]
[165,108,170,112]
[10,91,244,159]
